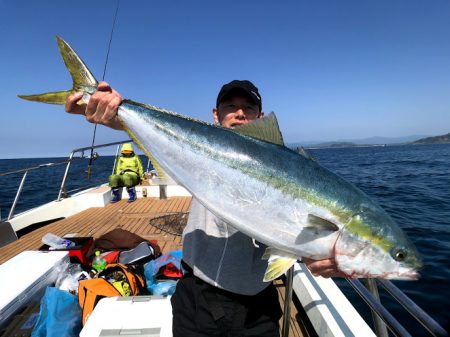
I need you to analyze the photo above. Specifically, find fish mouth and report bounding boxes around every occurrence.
[342,269,420,280]
[395,270,420,280]
[374,270,420,280]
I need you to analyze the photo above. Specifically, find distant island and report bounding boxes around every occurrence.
[299,142,388,150]
[412,133,450,144]
[289,132,450,150]
[305,142,378,149]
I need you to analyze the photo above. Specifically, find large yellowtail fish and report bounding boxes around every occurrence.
[19,37,422,281]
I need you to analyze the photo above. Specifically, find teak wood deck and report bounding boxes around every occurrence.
[0,196,313,337]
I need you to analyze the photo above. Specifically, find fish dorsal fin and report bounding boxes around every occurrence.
[305,214,339,232]
[233,112,284,145]
[262,247,297,282]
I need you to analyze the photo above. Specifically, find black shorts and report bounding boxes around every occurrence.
[171,265,282,337]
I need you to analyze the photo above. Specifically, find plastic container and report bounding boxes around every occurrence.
[41,233,75,250]
[80,296,172,337]
[92,251,107,272]
[0,251,69,329]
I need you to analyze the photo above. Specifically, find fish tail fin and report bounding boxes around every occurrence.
[262,247,297,282]
[18,36,98,104]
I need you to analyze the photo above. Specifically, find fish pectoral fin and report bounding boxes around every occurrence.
[262,247,297,282]
[233,112,284,146]
[305,214,339,233]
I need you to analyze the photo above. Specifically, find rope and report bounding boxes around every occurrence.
[87,0,120,179]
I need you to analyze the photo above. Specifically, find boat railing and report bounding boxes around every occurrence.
[56,139,136,201]
[345,278,443,337]
[284,265,448,337]
[345,278,448,337]
[0,139,142,221]
[0,160,71,221]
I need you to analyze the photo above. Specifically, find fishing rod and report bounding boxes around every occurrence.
[86,0,120,179]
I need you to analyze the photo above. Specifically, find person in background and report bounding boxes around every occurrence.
[109,143,145,203]
[65,80,345,336]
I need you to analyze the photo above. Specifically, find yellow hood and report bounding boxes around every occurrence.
[121,143,134,154]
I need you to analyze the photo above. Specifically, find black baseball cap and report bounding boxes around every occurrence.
[216,80,262,111]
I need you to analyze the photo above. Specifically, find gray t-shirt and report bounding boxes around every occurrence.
[182,198,271,296]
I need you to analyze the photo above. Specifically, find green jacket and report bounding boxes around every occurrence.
[114,144,145,181]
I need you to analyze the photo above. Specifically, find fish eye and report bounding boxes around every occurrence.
[392,248,407,261]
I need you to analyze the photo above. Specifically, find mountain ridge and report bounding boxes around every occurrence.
[413,133,450,144]
[288,134,427,148]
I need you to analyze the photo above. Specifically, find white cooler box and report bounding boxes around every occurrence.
[81,296,173,337]
[0,250,69,329]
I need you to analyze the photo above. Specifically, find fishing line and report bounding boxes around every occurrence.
[101,0,121,82]
[87,0,121,179]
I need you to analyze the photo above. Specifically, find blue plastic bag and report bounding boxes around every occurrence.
[144,250,183,296]
[31,287,82,337]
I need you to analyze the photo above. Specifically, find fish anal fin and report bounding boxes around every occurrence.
[262,247,297,282]
[233,112,284,145]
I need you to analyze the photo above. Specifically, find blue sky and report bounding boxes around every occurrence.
[1,0,449,158]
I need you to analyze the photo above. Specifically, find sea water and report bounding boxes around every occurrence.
[311,144,450,335]
[1,144,449,334]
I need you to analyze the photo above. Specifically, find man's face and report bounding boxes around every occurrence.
[213,94,263,128]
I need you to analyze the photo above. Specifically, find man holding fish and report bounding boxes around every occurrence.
[19,37,421,336]
[65,79,343,336]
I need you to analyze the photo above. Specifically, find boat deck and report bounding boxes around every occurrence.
[0,196,313,337]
